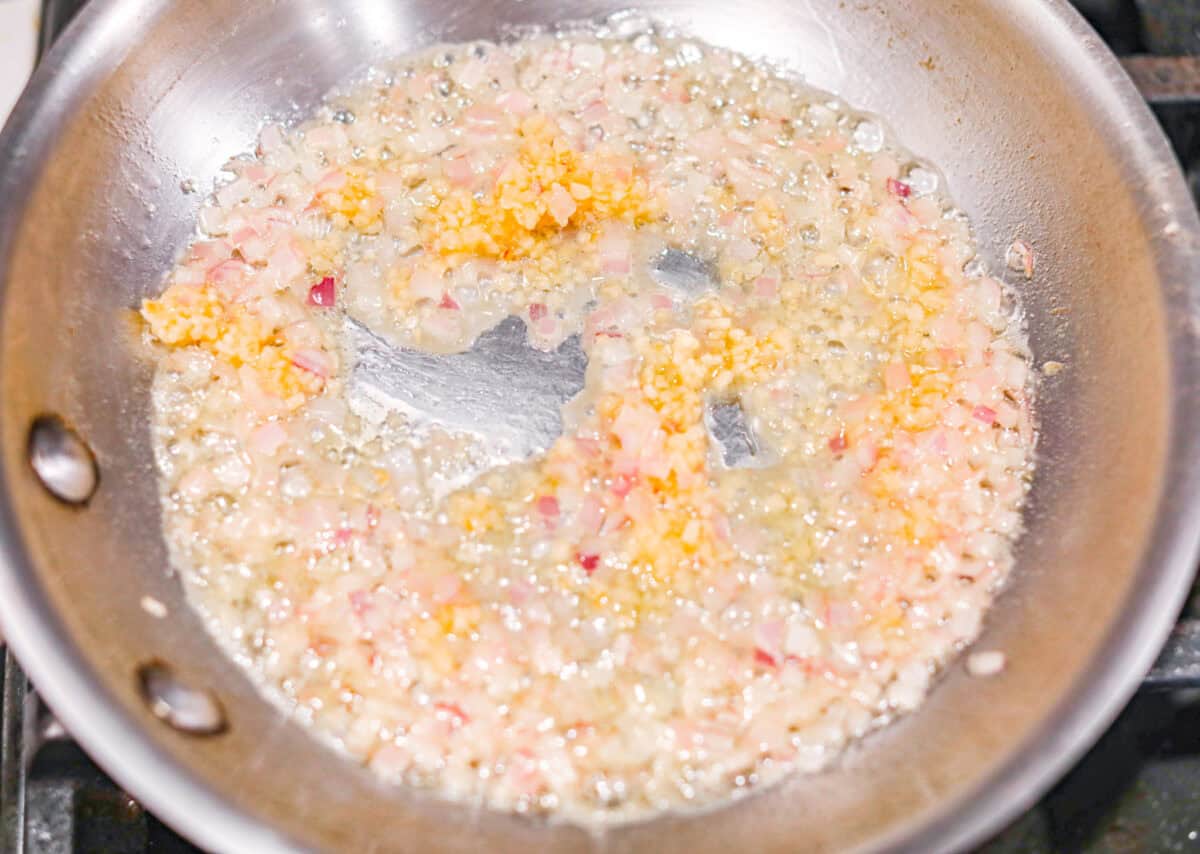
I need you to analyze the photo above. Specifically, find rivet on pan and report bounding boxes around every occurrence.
[137,662,227,736]
[27,415,98,505]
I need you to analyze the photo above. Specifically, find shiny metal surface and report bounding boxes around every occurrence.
[0,1,1199,852]
[347,315,587,461]
[1144,619,1200,690]
[651,247,718,295]
[347,245,724,460]
[26,415,97,505]
[137,661,227,737]
[705,401,760,468]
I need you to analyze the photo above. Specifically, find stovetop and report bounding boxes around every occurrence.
[5,0,1200,851]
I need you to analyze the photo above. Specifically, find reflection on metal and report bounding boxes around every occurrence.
[346,315,587,461]
[137,663,227,737]
[705,399,761,468]
[651,248,718,295]
[27,416,98,505]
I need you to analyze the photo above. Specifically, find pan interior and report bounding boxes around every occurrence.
[1,1,1198,852]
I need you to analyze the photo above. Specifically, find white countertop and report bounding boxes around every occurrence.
[0,0,40,124]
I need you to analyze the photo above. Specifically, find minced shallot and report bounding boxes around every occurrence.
[141,22,1035,827]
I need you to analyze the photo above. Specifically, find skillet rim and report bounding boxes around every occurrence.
[0,1,1198,851]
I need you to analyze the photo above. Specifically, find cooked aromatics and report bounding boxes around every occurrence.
[423,114,658,259]
[142,21,1034,825]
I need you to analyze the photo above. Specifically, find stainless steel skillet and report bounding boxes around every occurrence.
[2,1,1200,851]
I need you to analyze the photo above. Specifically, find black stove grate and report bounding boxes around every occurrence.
[6,0,1200,851]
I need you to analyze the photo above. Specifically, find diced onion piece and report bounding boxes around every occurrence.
[308,276,336,307]
[443,153,475,187]
[497,90,534,117]
[754,619,785,659]
[966,650,1006,677]
[267,241,306,286]
[249,422,288,456]
[597,224,632,275]
[464,104,506,131]
[886,177,912,198]
[753,648,778,668]
[753,276,779,299]
[546,184,577,226]
[291,348,333,378]
[409,268,443,301]
[314,169,348,193]
[972,405,998,426]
